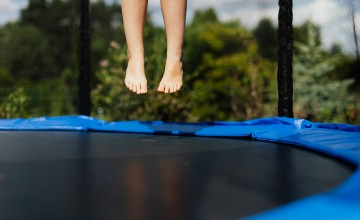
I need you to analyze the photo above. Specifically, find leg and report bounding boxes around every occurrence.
[158,0,187,93]
[121,0,148,94]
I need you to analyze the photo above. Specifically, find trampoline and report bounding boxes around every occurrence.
[1,1,360,219]
[0,116,359,220]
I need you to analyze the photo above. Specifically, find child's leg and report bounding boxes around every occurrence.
[158,0,187,93]
[122,0,148,94]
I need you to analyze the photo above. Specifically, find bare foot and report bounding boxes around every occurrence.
[158,57,183,93]
[125,50,148,94]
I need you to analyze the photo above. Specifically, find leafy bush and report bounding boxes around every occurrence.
[0,88,28,118]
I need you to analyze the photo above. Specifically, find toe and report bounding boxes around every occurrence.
[140,82,147,94]
[126,81,131,89]
[136,84,141,94]
[132,83,137,93]
[170,85,174,93]
[158,82,166,92]
[165,85,170,93]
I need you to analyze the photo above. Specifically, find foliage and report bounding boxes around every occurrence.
[0,23,54,81]
[0,3,359,123]
[294,20,322,52]
[0,88,28,118]
[92,9,277,122]
[0,68,14,87]
[0,0,123,118]
[293,23,357,123]
[0,0,124,82]
[184,16,277,121]
[253,18,277,61]
[0,70,77,118]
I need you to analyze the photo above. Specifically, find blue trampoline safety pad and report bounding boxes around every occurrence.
[0,115,359,219]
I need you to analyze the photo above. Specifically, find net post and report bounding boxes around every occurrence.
[79,0,91,116]
[278,0,294,117]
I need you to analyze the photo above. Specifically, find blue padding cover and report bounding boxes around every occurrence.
[0,115,359,219]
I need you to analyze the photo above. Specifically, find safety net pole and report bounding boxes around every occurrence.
[79,0,91,116]
[278,0,294,117]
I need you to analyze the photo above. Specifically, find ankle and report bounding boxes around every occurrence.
[127,47,144,59]
[166,48,182,61]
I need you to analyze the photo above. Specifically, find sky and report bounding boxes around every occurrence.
[0,0,359,54]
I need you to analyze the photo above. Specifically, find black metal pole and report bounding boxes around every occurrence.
[278,0,294,117]
[79,0,91,116]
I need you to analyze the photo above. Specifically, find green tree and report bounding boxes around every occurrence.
[0,0,127,117]
[294,20,322,54]
[20,0,79,79]
[293,23,355,122]
[253,18,277,61]
[0,23,54,81]
[186,20,276,121]
[19,0,125,82]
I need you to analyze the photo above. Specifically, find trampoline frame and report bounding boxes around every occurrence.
[0,116,359,219]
